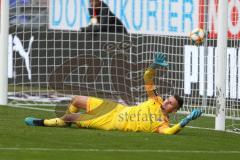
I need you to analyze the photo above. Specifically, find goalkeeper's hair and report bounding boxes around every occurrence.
[173,94,184,109]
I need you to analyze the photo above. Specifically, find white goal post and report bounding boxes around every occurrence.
[0,0,9,105]
[215,0,228,131]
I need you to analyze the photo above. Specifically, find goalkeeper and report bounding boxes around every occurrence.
[25,53,202,134]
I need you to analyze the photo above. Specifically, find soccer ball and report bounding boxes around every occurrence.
[90,17,98,25]
[190,28,205,45]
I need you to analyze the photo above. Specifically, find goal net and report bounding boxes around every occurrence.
[6,0,240,130]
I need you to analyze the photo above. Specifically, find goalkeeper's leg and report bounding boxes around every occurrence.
[25,114,81,127]
[25,96,88,127]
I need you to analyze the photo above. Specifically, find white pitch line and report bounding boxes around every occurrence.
[185,125,215,131]
[178,123,240,134]
[6,105,55,112]
[0,147,240,154]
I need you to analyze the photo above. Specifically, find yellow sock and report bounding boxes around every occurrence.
[44,118,67,127]
[66,104,79,114]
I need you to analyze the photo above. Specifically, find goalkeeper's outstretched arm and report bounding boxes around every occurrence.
[144,53,168,100]
[158,109,202,134]
[144,67,158,99]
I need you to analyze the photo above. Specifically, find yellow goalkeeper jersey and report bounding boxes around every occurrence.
[76,96,169,132]
[113,97,168,132]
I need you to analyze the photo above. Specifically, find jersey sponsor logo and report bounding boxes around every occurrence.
[153,89,159,96]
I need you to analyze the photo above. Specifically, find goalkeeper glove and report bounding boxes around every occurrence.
[180,109,202,128]
[150,53,168,69]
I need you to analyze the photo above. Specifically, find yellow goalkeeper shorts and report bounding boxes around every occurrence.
[75,97,125,130]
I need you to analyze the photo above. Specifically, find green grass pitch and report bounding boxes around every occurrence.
[0,105,240,160]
